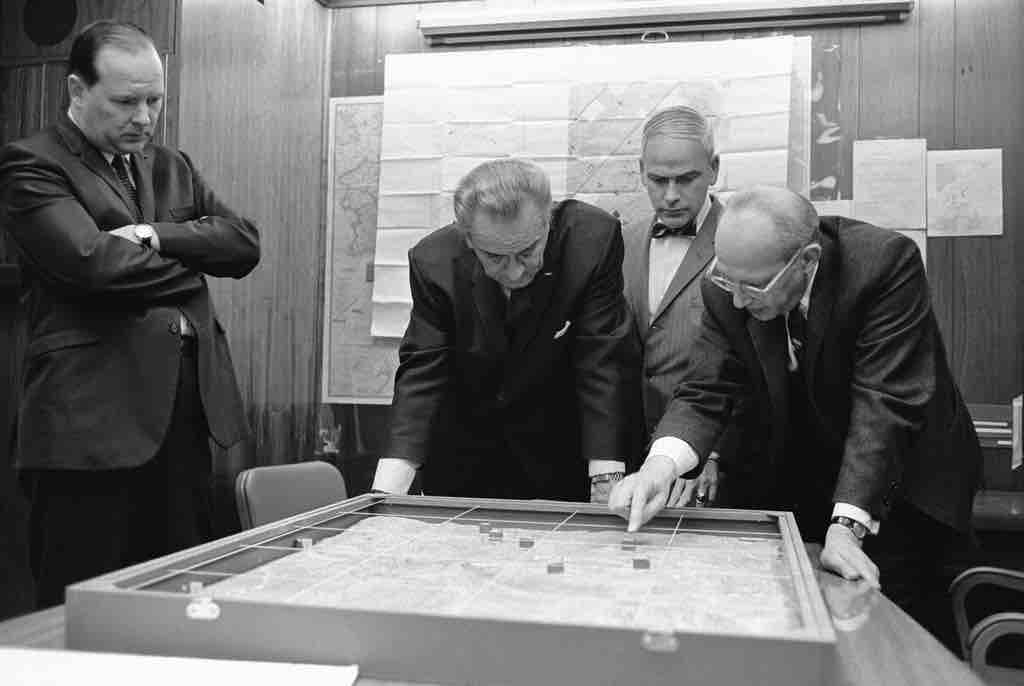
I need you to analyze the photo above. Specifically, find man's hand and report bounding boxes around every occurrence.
[666,477,688,507]
[819,524,880,588]
[108,224,142,244]
[607,454,676,532]
[677,455,722,507]
[589,472,624,504]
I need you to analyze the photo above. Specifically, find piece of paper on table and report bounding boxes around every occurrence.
[926,148,1003,237]
[852,139,926,229]
[0,647,358,686]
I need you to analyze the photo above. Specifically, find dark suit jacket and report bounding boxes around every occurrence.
[0,114,259,471]
[623,198,745,474]
[655,217,981,532]
[387,199,641,501]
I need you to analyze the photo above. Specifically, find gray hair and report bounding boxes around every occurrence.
[641,105,716,160]
[723,186,820,258]
[453,158,552,232]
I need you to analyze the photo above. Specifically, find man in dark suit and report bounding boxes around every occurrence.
[373,158,640,502]
[610,186,980,627]
[0,21,259,607]
[623,105,745,508]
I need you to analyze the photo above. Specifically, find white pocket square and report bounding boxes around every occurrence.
[553,320,571,339]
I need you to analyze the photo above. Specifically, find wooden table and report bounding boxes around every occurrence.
[0,554,985,686]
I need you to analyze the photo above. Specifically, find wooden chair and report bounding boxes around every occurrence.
[950,566,1024,684]
[234,460,348,529]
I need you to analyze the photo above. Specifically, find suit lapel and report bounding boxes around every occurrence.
[803,225,837,388]
[508,213,564,353]
[133,150,155,222]
[625,219,652,339]
[460,252,507,355]
[747,314,789,461]
[56,115,140,221]
[650,199,721,324]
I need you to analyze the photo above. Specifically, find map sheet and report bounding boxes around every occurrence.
[204,513,802,636]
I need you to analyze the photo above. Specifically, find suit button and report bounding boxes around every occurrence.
[497,392,506,405]
[169,321,180,335]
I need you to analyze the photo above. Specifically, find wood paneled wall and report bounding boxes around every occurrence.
[328,0,1024,413]
[178,0,330,468]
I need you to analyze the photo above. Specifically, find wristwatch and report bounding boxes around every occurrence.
[830,515,869,540]
[134,224,155,247]
[590,472,624,484]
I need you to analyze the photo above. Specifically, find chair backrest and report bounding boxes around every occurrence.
[950,566,1024,683]
[235,460,347,529]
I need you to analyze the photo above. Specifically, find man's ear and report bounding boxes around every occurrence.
[67,73,86,106]
[709,154,720,185]
[801,242,822,267]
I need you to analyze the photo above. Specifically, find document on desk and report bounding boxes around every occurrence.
[0,647,359,686]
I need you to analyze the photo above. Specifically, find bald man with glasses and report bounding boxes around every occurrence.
[610,186,980,639]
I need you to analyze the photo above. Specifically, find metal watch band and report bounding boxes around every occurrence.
[830,515,868,539]
[590,472,624,484]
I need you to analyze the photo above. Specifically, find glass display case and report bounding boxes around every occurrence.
[66,495,835,685]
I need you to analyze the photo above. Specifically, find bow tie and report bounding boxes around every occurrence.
[651,220,697,239]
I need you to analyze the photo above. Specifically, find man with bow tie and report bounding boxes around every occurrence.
[0,21,259,607]
[622,105,749,508]
[373,158,641,502]
[610,186,981,634]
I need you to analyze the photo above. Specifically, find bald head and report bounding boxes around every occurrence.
[716,186,819,269]
[712,187,821,320]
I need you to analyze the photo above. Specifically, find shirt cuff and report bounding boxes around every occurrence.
[372,458,418,494]
[588,459,626,477]
[832,502,880,535]
[647,437,699,478]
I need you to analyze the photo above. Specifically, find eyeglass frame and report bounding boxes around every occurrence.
[705,242,819,300]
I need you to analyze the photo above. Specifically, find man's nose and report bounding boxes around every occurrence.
[664,181,681,203]
[132,103,151,126]
[503,259,525,282]
[731,290,751,309]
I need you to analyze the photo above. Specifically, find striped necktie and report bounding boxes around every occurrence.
[111,154,142,221]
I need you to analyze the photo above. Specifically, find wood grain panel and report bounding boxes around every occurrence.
[917,0,957,361]
[374,4,426,93]
[331,5,380,97]
[0,0,176,65]
[179,0,330,467]
[0,64,44,146]
[952,0,1023,402]
[857,7,918,137]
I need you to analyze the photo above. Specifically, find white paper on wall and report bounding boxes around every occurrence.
[852,138,927,229]
[373,36,808,341]
[926,148,1003,237]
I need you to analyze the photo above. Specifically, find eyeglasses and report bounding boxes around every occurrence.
[705,243,816,300]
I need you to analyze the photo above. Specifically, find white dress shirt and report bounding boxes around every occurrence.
[647,195,712,321]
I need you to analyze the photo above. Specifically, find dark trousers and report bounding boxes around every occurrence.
[0,458,34,620]
[21,338,213,608]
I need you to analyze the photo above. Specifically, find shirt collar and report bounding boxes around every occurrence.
[650,193,712,237]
